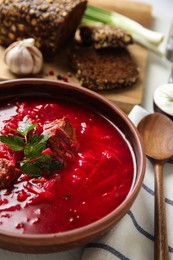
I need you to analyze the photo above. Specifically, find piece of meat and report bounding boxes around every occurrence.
[0,118,78,189]
[0,158,20,190]
[44,117,78,163]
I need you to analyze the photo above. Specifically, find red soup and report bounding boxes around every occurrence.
[0,98,135,234]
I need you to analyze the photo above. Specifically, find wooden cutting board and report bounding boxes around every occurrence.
[0,0,152,113]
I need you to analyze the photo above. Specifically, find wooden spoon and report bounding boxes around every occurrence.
[137,112,173,260]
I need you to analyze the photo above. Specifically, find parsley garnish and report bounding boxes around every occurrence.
[0,122,63,177]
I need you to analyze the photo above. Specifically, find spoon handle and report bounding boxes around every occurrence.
[153,162,169,260]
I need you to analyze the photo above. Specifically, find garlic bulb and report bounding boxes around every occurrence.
[4,38,43,75]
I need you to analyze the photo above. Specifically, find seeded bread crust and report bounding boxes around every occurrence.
[0,0,87,60]
[79,25,133,49]
[70,46,139,90]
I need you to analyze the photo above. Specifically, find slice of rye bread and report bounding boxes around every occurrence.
[70,46,139,91]
[79,25,133,49]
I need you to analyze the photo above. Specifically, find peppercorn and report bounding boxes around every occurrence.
[67,71,72,77]
[63,76,68,82]
[49,70,54,76]
[57,74,63,80]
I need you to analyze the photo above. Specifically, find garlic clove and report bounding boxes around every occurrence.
[18,38,35,47]
[27,46,43,74]
[19,47,35,75]
[9,46,34,75]
[4,38,43,76]
[5,46,34,75]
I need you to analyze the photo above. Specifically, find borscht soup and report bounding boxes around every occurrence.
[0,97,135,234]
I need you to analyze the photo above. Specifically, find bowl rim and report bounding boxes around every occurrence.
[0,78,146,245]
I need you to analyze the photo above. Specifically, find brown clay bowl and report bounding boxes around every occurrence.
[0,79,146,253]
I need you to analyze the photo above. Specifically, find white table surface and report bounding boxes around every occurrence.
[137,0,173,112]
[0,0,173,259]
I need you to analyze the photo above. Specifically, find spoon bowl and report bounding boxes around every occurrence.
[137,113,173,160]
[137,112,173,260]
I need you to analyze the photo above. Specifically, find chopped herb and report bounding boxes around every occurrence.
[166,94,173,102]
[0,135,24,151]
[0,122,63,177]
[16,121,37,138]
[24,134,49,160]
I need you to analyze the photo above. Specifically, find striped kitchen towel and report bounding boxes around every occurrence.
[82,105,173,260]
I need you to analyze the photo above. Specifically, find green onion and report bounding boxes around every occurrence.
[82,5,164,55]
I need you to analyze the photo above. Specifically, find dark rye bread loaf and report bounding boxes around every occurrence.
[70,46,139,90]
[0,0,87,60]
